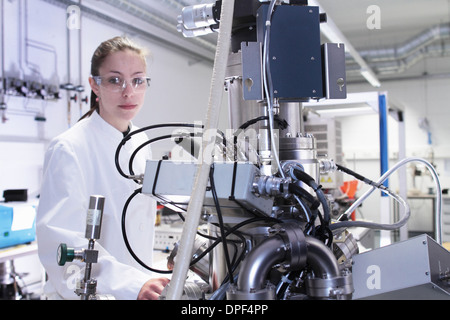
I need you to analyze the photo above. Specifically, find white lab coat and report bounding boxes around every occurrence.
[37,111,157,300]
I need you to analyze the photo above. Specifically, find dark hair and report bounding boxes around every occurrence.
[79,36,148,121]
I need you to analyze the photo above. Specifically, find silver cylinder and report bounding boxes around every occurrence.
[179,3,216,29]
[225,77,265,132]
[85,195,105,240]
[278,102,304,137]
[0,261,15,285]
[279,135,319,183]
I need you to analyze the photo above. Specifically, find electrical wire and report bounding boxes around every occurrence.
[233,114,289,135]
[331,157,442,244]
[262,0,285,179]
[120,186,281,275]
[330,186,410,232]
[291,168,331,226]
[121,188,172,274]
[336,163,388,191]
[209,164,235,284]
[114,122,203,180]
[127,132,197,180]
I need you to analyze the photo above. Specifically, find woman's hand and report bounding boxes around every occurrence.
[137,277,170,300]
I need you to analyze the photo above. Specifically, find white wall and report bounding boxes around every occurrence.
[0,0,224,195]
[339,69,450,228]
[0,0,221,295]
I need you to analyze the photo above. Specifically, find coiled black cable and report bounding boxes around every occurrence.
[289,169,333,246]
[115,123,203,180]
[121,188,172,274]
[291,168,331,226]
[121,187,281,275]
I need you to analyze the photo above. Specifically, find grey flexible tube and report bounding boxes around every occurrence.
[331,187,411,231]
[165,0,235,300]
[334,157,442,244]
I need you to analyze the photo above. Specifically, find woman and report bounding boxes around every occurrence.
[37,36,169,300]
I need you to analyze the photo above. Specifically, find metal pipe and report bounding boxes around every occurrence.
[237,235,287,292]
[347,41,450,75]
[83,239,95,282]
[346,24,450,75]
[235,233,340,297]
[305,236,339,279]
[358,24,450,62]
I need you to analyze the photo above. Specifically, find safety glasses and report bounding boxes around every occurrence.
[92,75,151,93]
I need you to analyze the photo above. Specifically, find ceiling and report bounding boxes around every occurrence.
[317,0,450,84]
[78,0,450,87]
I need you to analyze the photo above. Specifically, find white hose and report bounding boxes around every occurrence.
[263,0,284,178]
[165,0,235,300]
[337,157,442,244]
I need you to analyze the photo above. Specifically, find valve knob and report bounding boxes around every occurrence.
[57,243,75,266]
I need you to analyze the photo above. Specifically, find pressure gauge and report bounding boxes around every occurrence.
[57,243,75,266]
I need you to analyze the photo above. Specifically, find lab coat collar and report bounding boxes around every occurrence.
[90,110,133,142]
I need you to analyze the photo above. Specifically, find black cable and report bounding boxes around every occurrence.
[209,164,235,284]
[290,169,333,246]
[291,168,331,226]
[288,182,317,235]
[121,190,280,275]
[189,216,281,266]
[336,163,388,191]
[128,133,196,180]
[288,182,320,210]
[115,123,203,180]
[121,188,172,274]
[235,114,289,132]
[150,159,189,213]
[219,231,247,287]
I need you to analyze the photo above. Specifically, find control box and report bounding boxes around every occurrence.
[142,160,274,217]
[352,234,450,299]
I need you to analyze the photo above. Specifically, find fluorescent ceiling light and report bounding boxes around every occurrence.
[360,69,381,87]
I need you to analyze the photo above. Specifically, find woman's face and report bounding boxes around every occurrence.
[89,49,147,132]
